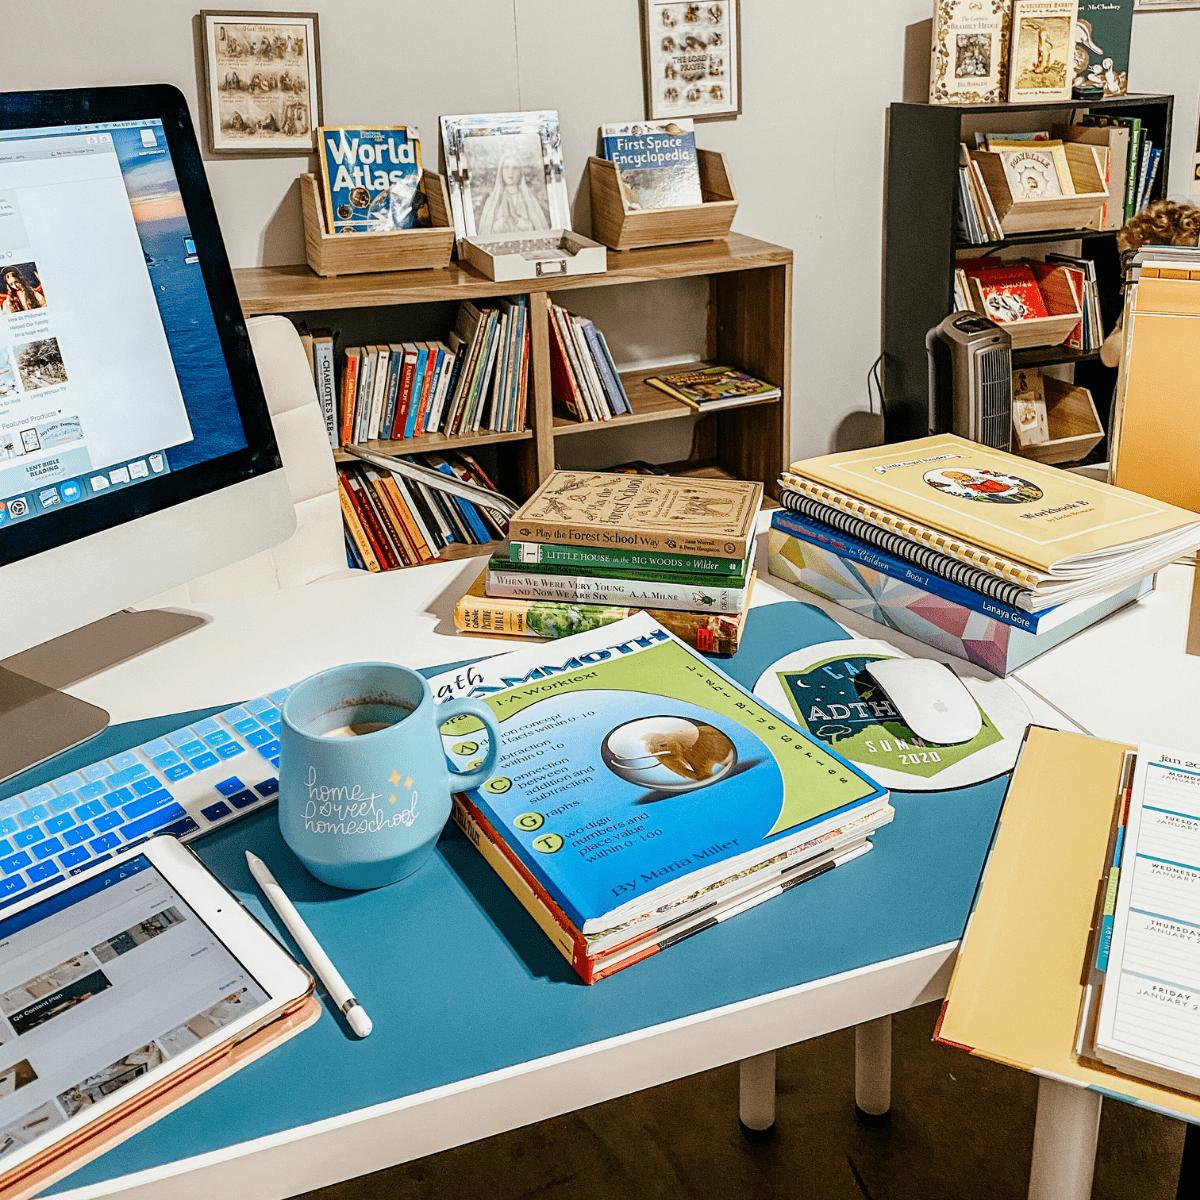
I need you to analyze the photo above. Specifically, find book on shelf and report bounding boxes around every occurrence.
[965,263,1050,325]
[993,139,1076,200]
[769,519,1153,677]
[547,304,629,424]
[338,450,508,569]
[331,299,528,446]
[429,612,893,982]
[643,365,780,411]
[1007,1,1079,103]
[510,471,763,559]
[316,126,428,234]
[599,119,702,211]
[1044,252,1102,350]
[929,0,1011,105]
[1074,0,1132,97]
[1080,112,1141,221]
[455,565,756,654]
[779,435,1200,608]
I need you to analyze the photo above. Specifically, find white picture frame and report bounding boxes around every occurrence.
[641,0,742,122]
[439,111,570,244]
[200,10,322,154]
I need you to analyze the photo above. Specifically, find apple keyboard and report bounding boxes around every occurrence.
[0,689,293,911]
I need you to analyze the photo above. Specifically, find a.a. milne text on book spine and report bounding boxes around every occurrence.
[486,570,746,614]
[780,474,1044,589]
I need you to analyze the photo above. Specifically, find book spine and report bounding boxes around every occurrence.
[516,314,531,428]
[379,348,404,443]
[340,470,392,569]
[511,522,751,560]
[492,555,745,588]
[450,795,593,983]
[770,510,1045,632]
[336,477,381,571]
[471,313,503,432]
[509,541,744,576]
[778,476,1042,590]
[393,472,440,555]
[379,473,434,563]
[1142,146,1162,211]
[365,469,416,564]
[1125,120,1141,222]
[593,330,630,415]
[353,348,376,444]
[391,348,418,440]
[367,348,390,441]
[416,345,442,437]
[431,458,491,544]
[547,308,585,420]
[485,569,746,614]
[438,347,465,434]
[338,350,360,447]
[344,527,365,571]
[312,339,338,449]
[404,346,429,440]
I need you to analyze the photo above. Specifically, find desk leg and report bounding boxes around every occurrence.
[738,1051,776,1142]
[1027,1077,1102,1200]
[855,1015,892,1125]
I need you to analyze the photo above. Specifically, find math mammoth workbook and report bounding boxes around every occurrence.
[428,613,890,939]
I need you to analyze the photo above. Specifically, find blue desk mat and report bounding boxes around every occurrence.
[29,601,1007,1192]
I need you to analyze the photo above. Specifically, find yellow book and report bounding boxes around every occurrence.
[784,434,1200,581]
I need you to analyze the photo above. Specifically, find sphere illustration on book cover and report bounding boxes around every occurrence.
[923,468,1044,504]
[601,715,735,794]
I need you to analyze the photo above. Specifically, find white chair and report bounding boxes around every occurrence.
[146,314,351,606]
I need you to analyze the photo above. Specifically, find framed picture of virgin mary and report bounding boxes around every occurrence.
[439,111,570,243]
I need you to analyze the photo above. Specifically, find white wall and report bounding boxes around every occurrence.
[2,1,1196,461]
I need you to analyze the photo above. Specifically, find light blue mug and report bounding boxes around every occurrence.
[279,662,501,890]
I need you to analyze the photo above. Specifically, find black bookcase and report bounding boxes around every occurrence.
[882,94,1174,450]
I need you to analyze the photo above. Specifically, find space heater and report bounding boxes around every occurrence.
[925,312,1013,451]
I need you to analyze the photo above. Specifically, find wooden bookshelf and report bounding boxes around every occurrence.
[235,234,792,565]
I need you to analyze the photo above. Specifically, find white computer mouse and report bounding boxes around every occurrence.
[864,658,983,745]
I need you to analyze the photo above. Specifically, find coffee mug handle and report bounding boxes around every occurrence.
[437,697,502,793]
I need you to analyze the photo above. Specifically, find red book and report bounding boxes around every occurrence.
[413,342,440,437]
[341,468,399,570]
[547,311,585,420]
[389,344,419,439]
[969,264,1049,323]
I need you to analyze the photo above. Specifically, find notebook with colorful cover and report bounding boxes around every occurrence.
[643,365,780,410]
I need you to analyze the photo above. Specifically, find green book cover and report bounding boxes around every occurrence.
[508,540,746,576]
[1075,2,1133,97]
[492,552,749,588]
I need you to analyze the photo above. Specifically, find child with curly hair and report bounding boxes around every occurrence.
[1101,199,1200,367]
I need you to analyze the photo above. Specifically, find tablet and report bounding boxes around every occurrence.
[0,837,310,1172]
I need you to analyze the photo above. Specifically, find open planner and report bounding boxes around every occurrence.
[1078,744,1200,1093]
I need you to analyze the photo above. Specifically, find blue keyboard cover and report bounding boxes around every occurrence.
[0,689,291,911]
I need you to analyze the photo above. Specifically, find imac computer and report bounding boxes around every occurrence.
[0,86,295,780]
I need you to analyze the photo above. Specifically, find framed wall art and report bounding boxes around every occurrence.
[641,0,741,122]
[200,10,322,154]
[439,111,570,242]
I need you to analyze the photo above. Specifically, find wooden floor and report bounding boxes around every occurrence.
[299,1000,1186,1200]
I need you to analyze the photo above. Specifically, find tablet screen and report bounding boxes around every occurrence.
[0,854,269,1161]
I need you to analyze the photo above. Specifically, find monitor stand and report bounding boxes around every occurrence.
[0,608,207,785]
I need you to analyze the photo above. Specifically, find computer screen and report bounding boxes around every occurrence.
[0,86,295,777]
[0,86,293,661]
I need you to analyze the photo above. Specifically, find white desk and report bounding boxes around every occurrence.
[40,527,1137,1200]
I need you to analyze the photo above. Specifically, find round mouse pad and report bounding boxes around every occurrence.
[752,640,1030,792]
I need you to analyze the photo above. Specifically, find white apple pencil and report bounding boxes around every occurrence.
[245,851,372,1038]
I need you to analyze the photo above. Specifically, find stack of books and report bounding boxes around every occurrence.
[770,436,1200,676]
[339,450,507,570]
[332,297,530,446]
[454,470,763,654]
[548,303,630,422]
[433,612,894,982]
